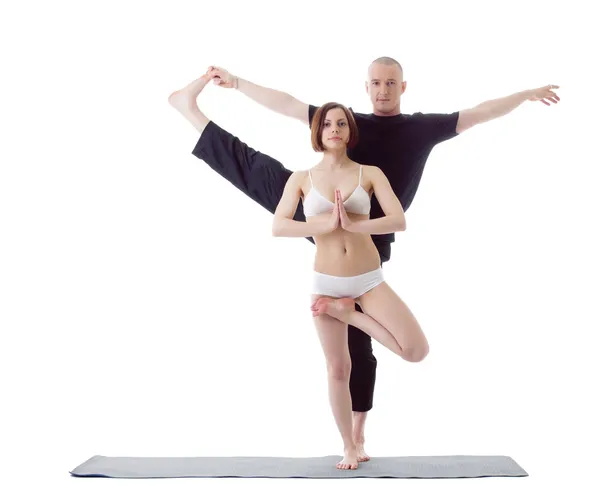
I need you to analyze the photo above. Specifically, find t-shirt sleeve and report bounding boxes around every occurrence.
[421,111,460,145]
[308,104,319,128]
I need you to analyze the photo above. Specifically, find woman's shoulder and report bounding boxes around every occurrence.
[292,168,312,180]
[289,170,312,192]
[359,164,383,176]
[290,169,311,180]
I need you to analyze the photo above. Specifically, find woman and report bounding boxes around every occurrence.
[272,102,429,470]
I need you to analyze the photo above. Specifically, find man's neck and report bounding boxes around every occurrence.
[372,107,401,117]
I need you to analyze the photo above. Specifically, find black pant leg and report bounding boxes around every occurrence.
[191,121,309,233]
[347,242,391,412]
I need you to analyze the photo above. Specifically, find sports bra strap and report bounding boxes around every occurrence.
[308,169,314,187]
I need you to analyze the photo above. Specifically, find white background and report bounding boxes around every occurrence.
[1,0,599,501]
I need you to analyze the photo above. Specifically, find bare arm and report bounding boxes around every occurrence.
[345,167,406,235]
[456,85,560,133]
[207,66,309,124]
[238,78,309,125]
[272,172,335,238]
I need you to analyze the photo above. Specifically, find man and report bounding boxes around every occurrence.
[168,57,559,461]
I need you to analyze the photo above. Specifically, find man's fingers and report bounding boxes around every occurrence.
[208,66,225,78]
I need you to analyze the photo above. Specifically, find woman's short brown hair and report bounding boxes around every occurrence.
[310,102,359,152]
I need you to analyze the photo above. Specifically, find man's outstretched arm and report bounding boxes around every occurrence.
[456,85,560,134]
[207,66,310,125]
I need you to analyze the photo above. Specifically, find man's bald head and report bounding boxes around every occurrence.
[366,57,406,116]
[369,57,403,75]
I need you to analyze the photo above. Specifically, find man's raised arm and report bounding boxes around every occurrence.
[207,66,310,125]
[456,85,560,134]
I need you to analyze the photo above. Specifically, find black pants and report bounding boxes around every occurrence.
[192,121,392,412]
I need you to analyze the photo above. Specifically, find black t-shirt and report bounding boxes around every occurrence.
[308,105,459,244]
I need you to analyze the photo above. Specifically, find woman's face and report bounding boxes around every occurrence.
[321,108,350,150]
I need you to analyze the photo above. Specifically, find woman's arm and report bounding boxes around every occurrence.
[346,166,406,235]
[272,171,337,238]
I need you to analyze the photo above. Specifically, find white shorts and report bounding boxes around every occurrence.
[312,268,384,299]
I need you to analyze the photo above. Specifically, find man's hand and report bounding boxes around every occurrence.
[527,85,560,106]
[207,66,238,89]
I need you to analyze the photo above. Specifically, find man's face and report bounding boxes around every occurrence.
[366,63,405,115]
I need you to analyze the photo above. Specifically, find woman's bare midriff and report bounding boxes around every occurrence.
[310,214,380,276]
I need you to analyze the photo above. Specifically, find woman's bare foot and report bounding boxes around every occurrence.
[337,445,359,470]
[311,297,355,321]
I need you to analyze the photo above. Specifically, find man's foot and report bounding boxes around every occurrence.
[355,443,371,462]
[336,446,359,470]
[168,73,212,113]
[352,412,370,462]
[311,297,355,322]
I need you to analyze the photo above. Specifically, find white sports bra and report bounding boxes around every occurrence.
[303,165,371,217]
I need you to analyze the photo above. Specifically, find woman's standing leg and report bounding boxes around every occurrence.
[312,295,359,470]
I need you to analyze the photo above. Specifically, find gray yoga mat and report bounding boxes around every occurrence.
[70,454,528,479]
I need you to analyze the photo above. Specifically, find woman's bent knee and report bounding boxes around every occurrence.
[402,342,429,363]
